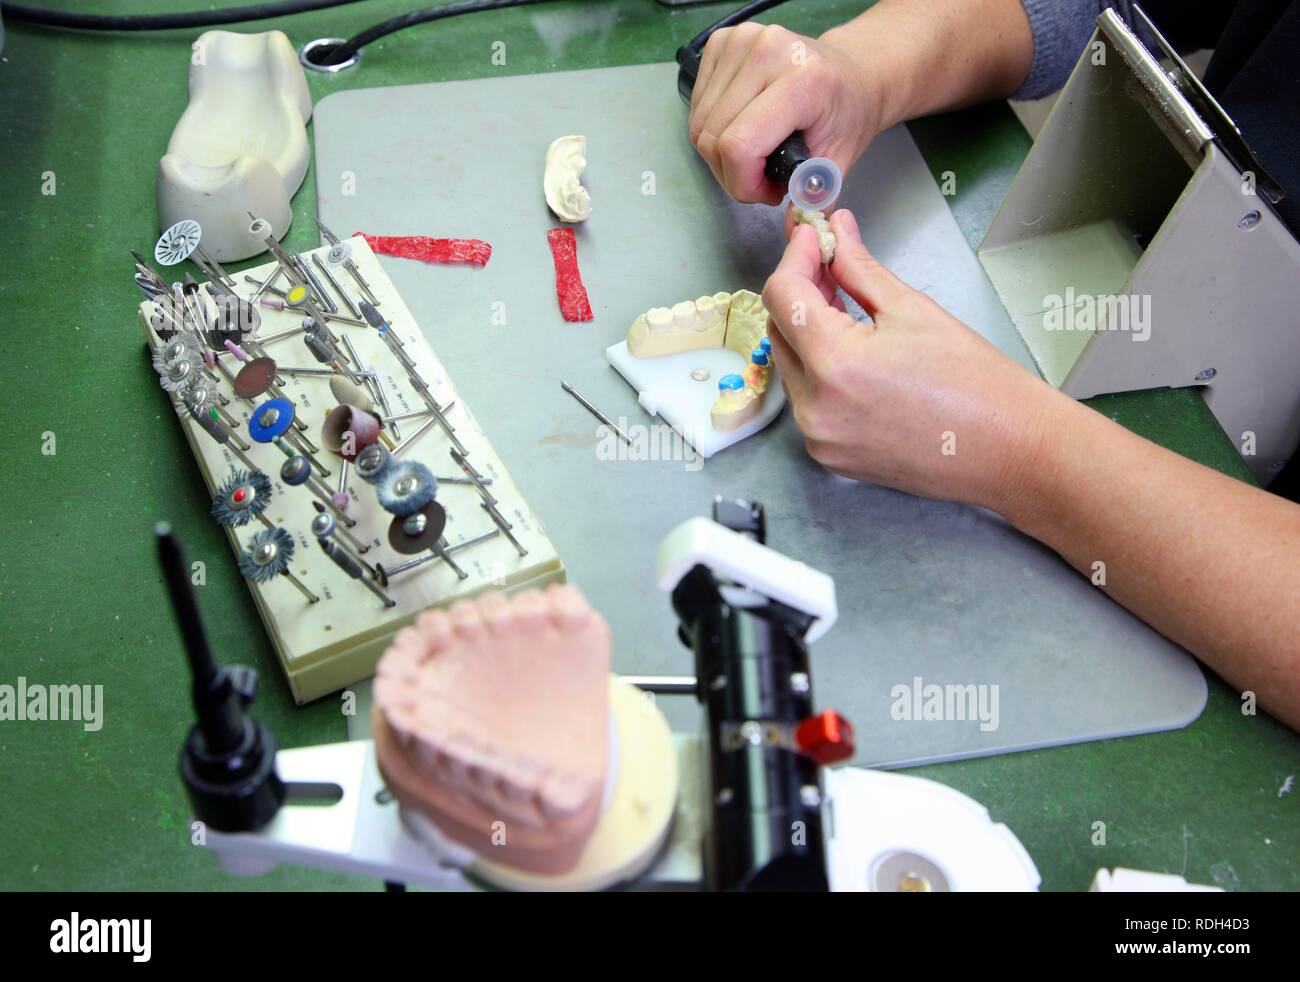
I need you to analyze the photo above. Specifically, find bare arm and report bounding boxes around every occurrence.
[1003,388,1300,728]
[820,0,1035,131]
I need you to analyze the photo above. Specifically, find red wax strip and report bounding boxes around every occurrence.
[546,227,593,323]
[355,232,492,267]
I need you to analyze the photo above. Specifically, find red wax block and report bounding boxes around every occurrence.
[794,710,856,765]
[355,232,492,267]
[546,227,594,323]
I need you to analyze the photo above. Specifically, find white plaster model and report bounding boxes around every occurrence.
[627,292,730,358]
[792,206,837,264]
[543,135,592,223]
[622,288,776,435]
[158,30,312,262]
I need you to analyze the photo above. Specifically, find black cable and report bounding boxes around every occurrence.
[0,0,367,32]
[323,0,552,65]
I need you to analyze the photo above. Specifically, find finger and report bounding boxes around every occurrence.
[690,28,729,113]
[827,209,913,316]
[813,264,843,308]
[689,30,739,183]
[766,320,810,407]
[697,42,786,169]
[716,79,814,204]
[691,24,762,144]
[762,224,837,362]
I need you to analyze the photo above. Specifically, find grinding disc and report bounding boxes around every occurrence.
[234,357,279,399]
[387,501,447,555]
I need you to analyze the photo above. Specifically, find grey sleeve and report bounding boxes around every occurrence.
[1013,0,1139,100]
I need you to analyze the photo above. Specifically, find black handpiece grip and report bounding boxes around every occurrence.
[764,132,811,185]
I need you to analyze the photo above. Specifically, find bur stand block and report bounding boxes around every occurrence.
[138,236,565,702]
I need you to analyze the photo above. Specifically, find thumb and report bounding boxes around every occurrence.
[828,209,912,316]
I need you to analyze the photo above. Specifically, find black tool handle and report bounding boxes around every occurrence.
[764,132,811,185]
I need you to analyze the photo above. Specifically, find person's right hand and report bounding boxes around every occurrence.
[688,23,880,205]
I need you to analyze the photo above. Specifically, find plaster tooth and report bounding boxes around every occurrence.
[646,307,673,332]
[695,296,717,325]
[672,301,697,329]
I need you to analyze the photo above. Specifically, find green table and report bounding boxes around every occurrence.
[1,0,1294,892]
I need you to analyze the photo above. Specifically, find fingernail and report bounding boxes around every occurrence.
[832,209,862,243]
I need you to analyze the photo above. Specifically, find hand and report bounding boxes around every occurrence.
[762,210,1057,514]
[688,23,879,205]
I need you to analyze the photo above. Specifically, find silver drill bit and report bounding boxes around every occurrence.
[312,507,375,571]
[449,448,498,506]
[248,265,283,305]
[194,246,236,289]
[316,218,380,305]
[561,380,634,446]
[312,253,360,319]
[340,333,398,440]
[310,500,369,555]
[377,528,500,583]
[192,408,258,471]
[318,537,394,608]
[294,253,337,313]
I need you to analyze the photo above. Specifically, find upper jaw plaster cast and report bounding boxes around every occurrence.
[372,585,611,875]
[158,30,312,262]
[627,289,775,432]
[543,135,592,223]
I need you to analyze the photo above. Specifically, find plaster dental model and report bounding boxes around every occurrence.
[158,30,312,262]
[605,290,784,457]
[543,135,592,223]
[372,586,612,876]
[627,293,730,358]
[792,206,837,264]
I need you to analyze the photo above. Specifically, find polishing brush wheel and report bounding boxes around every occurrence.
[376,461,438,517]
[211,468,273,527]
[238,527,295,583]
[159,356,199,393]
[152,331,202,374]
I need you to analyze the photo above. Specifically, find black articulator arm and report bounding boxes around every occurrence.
[157,524,284,833]
[670,499,837,892]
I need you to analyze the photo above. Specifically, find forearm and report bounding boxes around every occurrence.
[1000,388,1300,729]
[821,0,1035,132]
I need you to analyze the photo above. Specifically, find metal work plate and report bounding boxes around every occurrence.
[314,62,1205,767]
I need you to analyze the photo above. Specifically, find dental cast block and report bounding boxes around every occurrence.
[627,292,730,358]
[158,30,312,261]
[543,135,592,223]
[372,587,611,875]
[605,289,784,458]
[792,207,837,264]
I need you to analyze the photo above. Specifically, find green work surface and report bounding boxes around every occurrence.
[0,1,1294,892]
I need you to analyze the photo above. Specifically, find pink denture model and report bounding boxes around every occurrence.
[372,586,611,875]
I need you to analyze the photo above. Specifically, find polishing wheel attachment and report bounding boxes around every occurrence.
[786,156,842,213]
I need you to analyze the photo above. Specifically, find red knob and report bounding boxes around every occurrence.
[795,710,855,765]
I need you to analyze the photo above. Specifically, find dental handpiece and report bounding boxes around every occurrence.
[676,27,843,213]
